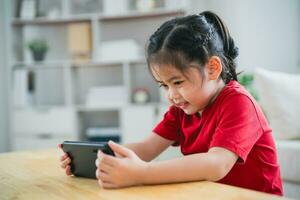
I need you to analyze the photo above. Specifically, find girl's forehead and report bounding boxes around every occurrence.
[150,64,184,80]
[150,63,204,84]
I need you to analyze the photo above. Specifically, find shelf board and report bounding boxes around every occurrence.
[12,15,93,26]
[11,9,185,26]
[76,104,126,112]
[76,103,164,112]
[12,102,166,112]
[100,9,185,22]
[72,59,146,68]
[12,60,71,70]
[12,59,147,70]
[12,105,66,111]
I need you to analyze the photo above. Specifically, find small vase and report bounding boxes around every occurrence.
[32,51,46,62]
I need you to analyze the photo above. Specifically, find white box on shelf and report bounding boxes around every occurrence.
[165,0,188,10]
[103,0,128,15]
[135,0,155,12]
[96,39,142,62]
[12,107,78,136]
[85,86,127,107]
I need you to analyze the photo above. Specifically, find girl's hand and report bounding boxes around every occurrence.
[58,144,72,176]
[95,141,148,189]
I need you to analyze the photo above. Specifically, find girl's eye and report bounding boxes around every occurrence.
[159,83,168,89]
[174,81,184,86]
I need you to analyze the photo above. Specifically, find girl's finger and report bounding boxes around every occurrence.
[60,153,69,161]
[96,170,111,182]
[108,141,132,158]
[100,154,118,167]
[98,162,113,173]
[61,157,71,168]
[95,156,103,167]
[65,165,72,176]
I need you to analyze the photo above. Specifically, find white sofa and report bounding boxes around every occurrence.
[276,140,300,198]
[254,68,300,199]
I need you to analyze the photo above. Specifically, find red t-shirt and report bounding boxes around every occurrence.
[153,81,283,195]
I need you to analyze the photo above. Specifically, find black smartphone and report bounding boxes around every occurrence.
[61,141,115,179]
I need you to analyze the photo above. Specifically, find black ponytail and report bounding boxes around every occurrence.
[201,11,239,82]
[146,11,239,84]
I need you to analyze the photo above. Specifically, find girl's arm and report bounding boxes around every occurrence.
[96,142,238,188]
[124,133,174,162]
[143,147,238,184]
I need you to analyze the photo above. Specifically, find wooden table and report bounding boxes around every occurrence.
[0,149,287,200]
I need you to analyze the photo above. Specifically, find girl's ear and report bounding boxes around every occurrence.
[205,56,222,80]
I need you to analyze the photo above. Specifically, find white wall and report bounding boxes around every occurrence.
[188,0,300,73]
[0,0,10,152]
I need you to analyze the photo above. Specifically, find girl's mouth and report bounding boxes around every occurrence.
[175,102,189,109]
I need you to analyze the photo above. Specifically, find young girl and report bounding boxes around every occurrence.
[59,11,283,195]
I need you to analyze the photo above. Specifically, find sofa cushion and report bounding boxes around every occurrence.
[276,140,300,183]
[254,68,300,139]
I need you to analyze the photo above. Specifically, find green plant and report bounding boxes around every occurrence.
[238,73,259,101]
[27,39,49,61]
[27,39,49,53]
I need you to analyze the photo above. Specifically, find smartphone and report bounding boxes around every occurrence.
[61,141,115,179]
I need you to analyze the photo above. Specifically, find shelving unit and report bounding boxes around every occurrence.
[12,9,185,25]
[9,0,186,151]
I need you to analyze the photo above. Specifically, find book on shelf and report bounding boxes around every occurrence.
[67,22,92,63]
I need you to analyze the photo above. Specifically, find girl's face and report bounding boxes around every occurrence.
[151,63,224,115]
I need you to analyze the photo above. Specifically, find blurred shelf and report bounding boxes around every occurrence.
[86,127,122,137]
[12,60,70,70]
[12,59,147,70]
[72,59,146,68]
[11,15,93,26]
[75,104,126,112]
[12,102,166,112]
[75,102,162,112]
[100,9,185,21]
[12,105,67,111]
[12,9,185,26]
[9,0,180,150]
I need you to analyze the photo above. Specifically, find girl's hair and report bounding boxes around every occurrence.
[146,11,239,84]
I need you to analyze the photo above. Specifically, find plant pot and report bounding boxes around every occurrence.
[31,51,46,62]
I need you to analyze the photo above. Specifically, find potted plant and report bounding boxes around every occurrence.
[27,39,49,62]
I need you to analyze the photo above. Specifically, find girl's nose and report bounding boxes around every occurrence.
[168,87,180,101]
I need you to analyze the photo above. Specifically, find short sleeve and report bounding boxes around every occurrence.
[210,94,263,163]
[153,106,181,144]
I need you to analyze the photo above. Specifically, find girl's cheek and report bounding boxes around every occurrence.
[167,97,173,104]
[177,88,186,97]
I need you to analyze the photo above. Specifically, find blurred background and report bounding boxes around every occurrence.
[0,0,299,197]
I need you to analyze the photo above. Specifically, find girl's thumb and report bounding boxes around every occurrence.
[108,141,132,158]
